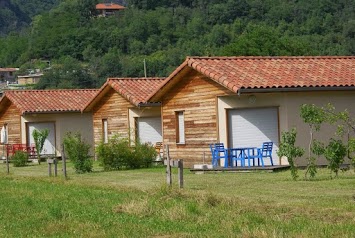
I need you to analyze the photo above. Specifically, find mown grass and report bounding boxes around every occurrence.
[0,162,354,237]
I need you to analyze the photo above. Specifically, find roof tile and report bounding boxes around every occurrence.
[186,56,355,92]
[107,77,166,106]
[2,89,98,114]
[96,3,125,10]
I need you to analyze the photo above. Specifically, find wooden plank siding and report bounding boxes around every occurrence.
[0,100,22,157]
[161,71,233,167]
[92,88,132,148]
[0,100,21,144]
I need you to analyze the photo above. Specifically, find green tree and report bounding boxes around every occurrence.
[277,128,304,180]
[35,56,95,89]
[32,128,49,165]
[221,23,314,56]
[300,104,326,179]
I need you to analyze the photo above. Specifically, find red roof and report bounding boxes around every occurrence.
[0,68,18,72]
[83,77,166,112]
[1,89,99,114]
[96,3,125,10]
[148,56,355,101]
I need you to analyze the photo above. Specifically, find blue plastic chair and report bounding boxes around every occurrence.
[259,142,274,166]
[247,142,274,167]
[209,143,228,168]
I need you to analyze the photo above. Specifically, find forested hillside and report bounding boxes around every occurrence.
[0,0,355,89]
[0,0,61,35]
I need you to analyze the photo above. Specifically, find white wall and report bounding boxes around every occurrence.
[218,91,355,166]
[21,112,94,156]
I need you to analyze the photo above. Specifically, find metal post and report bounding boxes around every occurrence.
[143,59,147,78]
[178,159,184,189]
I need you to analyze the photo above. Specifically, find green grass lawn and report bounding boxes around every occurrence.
[0,161,354,237]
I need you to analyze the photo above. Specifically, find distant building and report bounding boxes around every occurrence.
[96,3,125,17]
[17,73,43,85]
[0,68,18,83]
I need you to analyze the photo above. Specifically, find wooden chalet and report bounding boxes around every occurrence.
[0,89,98,158]
[147,56,355,167]
[82,78,166,151]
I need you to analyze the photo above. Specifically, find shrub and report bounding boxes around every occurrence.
[96,135,131,170]
[324,139,347,178]
[96,135,157,170]
[63,132,93,173]
[130,142,157,169]
[12,151,28,167]
[277,128,304,180]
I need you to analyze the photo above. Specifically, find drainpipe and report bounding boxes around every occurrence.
[237,89,241,97]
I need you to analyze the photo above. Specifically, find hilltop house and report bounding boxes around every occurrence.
[96,3,125,17]
[17,73,43,86]
[147,56,355,167]
[0,89,98,157]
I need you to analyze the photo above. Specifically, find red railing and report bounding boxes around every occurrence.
[5,144,37,158]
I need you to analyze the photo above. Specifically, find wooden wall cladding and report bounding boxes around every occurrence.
[162,71,233,166]
[92,88,132,147]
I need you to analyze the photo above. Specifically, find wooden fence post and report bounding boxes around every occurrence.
[48,162,52,176]
[61,144,67,178]
[54,159,57,177]
[164,145,184,189]
[178,159,183,189]
[166,144,172,186]
[5,154,9,174]
[47,158,57,177]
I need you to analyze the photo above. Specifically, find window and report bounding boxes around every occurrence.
[102,119,108,143]
[1,124,8,144]
[176,111,185,144]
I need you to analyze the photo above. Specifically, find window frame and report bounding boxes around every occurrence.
[175,111,185,144]
[102,119,108,144]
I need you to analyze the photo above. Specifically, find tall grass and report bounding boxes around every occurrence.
[0,162,354,237]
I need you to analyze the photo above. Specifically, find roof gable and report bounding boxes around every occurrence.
[148,56,355,101]
[0,89,99,114]
[82,77,166,112]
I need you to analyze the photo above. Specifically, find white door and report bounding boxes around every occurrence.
[228,108,279,165]
[137,117,162,145]
[28,122,56,155]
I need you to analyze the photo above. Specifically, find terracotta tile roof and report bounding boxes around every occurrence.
[96,3,125,10]
[82,77,166,112]
[0,68,18,72]
[148,56,355,101]
[1,89,99,114]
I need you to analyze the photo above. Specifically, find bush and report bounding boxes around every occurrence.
[12,151,28,167]
[96,135,157,170]
[324,138,347,178]
[133,142,157,168]
[63,132,93,173]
